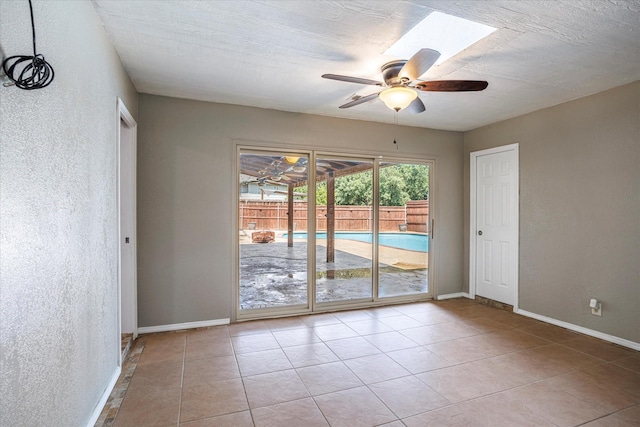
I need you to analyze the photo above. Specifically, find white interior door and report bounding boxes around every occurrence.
[471,145,518,306]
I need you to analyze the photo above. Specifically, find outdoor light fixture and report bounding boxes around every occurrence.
[378,87,418,111]
[284,156,300,164]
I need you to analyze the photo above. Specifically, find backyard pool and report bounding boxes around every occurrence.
[284,232,428,252]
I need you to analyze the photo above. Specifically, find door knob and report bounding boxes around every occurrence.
[478,230,483,236]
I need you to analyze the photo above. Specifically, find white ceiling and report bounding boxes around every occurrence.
[92,0,640,131]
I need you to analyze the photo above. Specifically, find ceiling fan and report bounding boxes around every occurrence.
[242,157,308,186]
[322,48,488,113]
[243,174,289,186]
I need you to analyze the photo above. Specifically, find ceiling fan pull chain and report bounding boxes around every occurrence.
[393,111,399,150]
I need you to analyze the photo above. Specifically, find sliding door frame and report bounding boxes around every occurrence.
[313,152,376,311]
[233,142,436,322]
[235,146,314,322]
[375,157,435,304]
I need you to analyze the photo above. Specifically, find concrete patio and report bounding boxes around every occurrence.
[239,234,428,310]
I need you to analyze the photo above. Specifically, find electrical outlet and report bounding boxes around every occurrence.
[591,304,602,316]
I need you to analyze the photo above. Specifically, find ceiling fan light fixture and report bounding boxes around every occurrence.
[379,87,418,111]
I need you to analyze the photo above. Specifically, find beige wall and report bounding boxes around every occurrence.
[137,94,464,327]
[464,82,640,343]
[0,1,138,425]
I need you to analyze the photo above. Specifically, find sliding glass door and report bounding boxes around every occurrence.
[238,148,432,318]
[238,151,310,311]
[377,162,430,298]
[315,156,374,305]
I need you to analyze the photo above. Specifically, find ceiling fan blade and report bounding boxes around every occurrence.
[405,97,426,114]
[339,92,380,109]
[399,48,441,81]
[415,80,488,92]
[322,74,384,86]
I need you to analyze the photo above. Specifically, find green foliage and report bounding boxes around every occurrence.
[296,181,327,205]
[296,164,428,207]
[393,164,429,202]
[335,172,372,205]
[379,167,408,206]
[315,182,327,205]
[333,164,429,206]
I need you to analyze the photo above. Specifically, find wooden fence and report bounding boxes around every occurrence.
[406,200,429,233]
[239,201,428,232]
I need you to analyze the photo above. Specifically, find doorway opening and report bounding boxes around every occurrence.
[117,98,137,364]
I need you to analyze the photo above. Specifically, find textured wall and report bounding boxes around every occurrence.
[0,1,137,425]
[463,82,640,343]
[137,94,464,327]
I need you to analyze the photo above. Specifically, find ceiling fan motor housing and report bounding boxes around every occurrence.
[381,60,409,86]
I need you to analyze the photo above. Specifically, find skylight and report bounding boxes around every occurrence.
[384,11,497,71]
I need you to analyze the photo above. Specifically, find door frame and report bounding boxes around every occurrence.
[234,147,315,321]
[233,142,435,321]
[117,98,138,366]
[469,143,519,310]
[312,152,376,310]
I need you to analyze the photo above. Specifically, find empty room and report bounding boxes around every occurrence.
[1,1,638,426]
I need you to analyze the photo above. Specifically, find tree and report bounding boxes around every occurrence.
[335,172,372,205]
[296,181,327,205]
[377,164,430,206]
[315,182,327,205]
[395,164,429,201]
[379,167,409,206]
[295,164,428,207]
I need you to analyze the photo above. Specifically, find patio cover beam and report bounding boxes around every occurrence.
[327,172,335,265]
[287,184,294,247]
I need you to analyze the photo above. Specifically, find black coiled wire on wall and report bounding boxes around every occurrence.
[2,0,55,90]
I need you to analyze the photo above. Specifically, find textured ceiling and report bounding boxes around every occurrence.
[92,0,640,131]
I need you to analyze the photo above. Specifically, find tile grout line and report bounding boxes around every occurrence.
[232,332,259,426]
[573,404,640,427]
[175,337,187,427]
[554,338,637,364]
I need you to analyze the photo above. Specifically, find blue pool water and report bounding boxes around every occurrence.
[284,232,428,252]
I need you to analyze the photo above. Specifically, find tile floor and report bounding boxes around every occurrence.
[102,298,640,427]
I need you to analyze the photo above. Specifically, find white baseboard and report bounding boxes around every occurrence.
[437,292,471,301]
[516,309,640,351]
[87,365,121,427]
[137,318,230,334]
